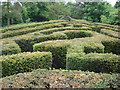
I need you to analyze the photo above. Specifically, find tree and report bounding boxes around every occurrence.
[2,1,23,26]
[115,0,120,8]
[46,2,71,20]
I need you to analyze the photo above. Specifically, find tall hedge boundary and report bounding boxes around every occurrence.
[33,40,70,69]
[66,53,120,73]
[1,52,52,77]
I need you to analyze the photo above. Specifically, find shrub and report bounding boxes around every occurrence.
[33,40,70,69]
[0,40,21,55]
[83,42,104,53]
[102,39,120,55]
[66,53,120,73]
[63,30,93,39]
[1,51,52,77]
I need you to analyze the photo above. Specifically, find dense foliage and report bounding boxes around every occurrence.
[1,52,52,77]
[1,1,119,26]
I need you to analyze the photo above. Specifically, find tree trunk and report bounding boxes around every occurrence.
[7,1,10,27]
[7,17,10,26]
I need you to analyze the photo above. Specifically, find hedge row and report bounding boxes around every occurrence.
[1,22,68,39]
[101,29,119,38]
[62,30,93,39]
[1,20,65,33]
[33,40,70,69]
[0,40,21,55]
[14,32,68,52]
[83,42,104,53]
[90,25,101,33]
[1,51,52,77]
[102,39,120,55]
[1,69,119,88]
[40,27,92,35]
[66,53,120,73]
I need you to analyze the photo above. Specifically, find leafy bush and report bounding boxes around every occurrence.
[63,30,93,39]
[66,53,120,73]
[102,39,120,55]
[33,40,70,69]
[0,40,21,55]
[83,42,104,53]
[1,51,52,77]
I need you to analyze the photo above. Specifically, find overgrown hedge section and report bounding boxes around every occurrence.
[33,40,70,69]
[1,52,52,77]
[66,53,120,73]
[1,69,119,88]
[102,39,120,55]
[0,40,21,55]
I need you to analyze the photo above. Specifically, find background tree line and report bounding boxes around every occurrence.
[1,1,120,26]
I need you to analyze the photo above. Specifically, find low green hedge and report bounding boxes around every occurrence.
[0,40,21,55]
[1,20,65,33]
[33,40,70,69]
[63,30,93,39]
[66,53,120,73]
[83,42,104,53]
[49,32,68,40]
[14,32,68,52]
[1,22,66,39]
[1,51,52,77]
[90,25,101,33]
[102,39,120,55]
[73,24,83,27]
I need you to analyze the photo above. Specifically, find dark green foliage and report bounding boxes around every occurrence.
[63,30,93,39]
[0,40,21,55]
[33,40,70,69]
[102,39,120,55]
[83,42,104,53]
[1,52,52,77]
[66,53,120,73]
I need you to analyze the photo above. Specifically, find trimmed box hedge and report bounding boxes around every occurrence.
[14,32,68,52]
[66,53,120,73]
[33,40,70,69]
[102,39,120,55]
[0,40,21,55]
[1,20,65,33]
[1,51,52,77]
[1,22,66,39]
[63,30,93,39]
[83,42,104,53]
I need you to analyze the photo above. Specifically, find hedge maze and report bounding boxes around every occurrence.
[0,19,120,88]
